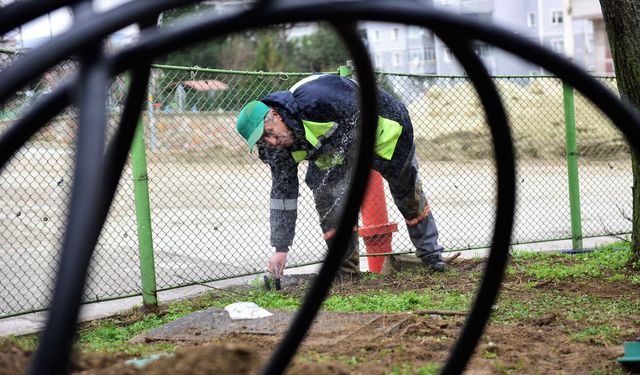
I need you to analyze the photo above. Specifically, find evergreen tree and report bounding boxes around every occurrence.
[290,23,350,72]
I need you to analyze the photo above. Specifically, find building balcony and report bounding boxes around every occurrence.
[572,0,602,20]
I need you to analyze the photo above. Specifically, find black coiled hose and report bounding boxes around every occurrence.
[0,1,637,374]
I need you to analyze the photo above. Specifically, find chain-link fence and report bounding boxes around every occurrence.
[0,50,631,317]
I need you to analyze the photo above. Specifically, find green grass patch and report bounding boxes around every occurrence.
[73,299,205,355]
[1,334,39,352]
[510,243,632,281]
[322,289,473,313]
[389,363,440,375]
[69,286,300,355]
[494,291,640,324]
[570,324,635,346]
[299,350,441,374]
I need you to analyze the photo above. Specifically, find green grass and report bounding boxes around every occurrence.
[298,350,440,374]
[494,291,640,324]
[74,299,209,355]
[570,324,636,346]
[322,290,473,313]
[1,334,39,352]
[2,241,637,370]
[510,242,632,281]
[389,363,440,375]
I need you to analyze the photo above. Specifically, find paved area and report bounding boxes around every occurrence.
[2,159,632,318]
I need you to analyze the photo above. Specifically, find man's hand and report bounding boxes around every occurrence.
[268,252,287,278]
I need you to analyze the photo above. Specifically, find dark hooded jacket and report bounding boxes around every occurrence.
[257,74,415,251]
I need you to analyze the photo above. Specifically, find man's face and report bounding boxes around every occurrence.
[260,109,295,148]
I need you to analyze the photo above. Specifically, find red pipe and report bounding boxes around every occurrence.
[358,170,398,273]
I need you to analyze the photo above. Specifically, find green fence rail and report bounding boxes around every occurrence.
[0,51,632,318]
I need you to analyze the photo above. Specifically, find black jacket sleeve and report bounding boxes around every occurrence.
[258,145,299,251]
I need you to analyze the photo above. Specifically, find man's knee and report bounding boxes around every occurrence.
[405,204,430,227]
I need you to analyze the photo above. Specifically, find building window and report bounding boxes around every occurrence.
[425,47,435,63]
[474,43,490,57]
[374,54,382,68]
[586,36,593,53]
[444,48,454,63]
[551,10,563,25]
[408,49,422,64]
[527,12,536,28]
[408,49,434,65]
[551,39,564,54]
[373,30,380,42]
[393,52,402,66]
[393,28,400,40]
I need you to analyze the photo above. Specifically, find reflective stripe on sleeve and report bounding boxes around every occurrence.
[289,74,327,93]
[270,198,298,211]
[323,226,358,240]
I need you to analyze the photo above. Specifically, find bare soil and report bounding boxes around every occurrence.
[1,257,639,375]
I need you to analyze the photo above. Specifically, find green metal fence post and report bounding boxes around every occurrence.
[562,83,583,250]
[130,86,158,309]
[339,63,352,78]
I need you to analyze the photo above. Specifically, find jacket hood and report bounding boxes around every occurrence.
[260,91,304,138]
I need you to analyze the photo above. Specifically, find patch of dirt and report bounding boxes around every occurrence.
[2,257,638,375]
[409,79,629,161]
[0,343,30,375]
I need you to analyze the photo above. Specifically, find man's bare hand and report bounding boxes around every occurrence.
[268,252,287,278]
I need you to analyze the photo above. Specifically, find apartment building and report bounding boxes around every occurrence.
[572,0,612,73]
[361,0,437,75]
[362,0,602,75]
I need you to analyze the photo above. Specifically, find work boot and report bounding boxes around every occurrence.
[420,254,448,272]
[334,269,362,283]
[335,252,362,283]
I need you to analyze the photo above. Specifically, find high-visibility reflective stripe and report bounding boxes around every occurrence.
[291,150,307,163]
[323,226,358,240]
[375,116,403,160]
[289,74,326,93]
[406,204,430,226]
[323,229,336,240]
[314,154,345,170]
[302,119,335,147]
[270,198,298,210]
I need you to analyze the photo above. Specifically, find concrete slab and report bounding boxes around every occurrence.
[129,307,411,347]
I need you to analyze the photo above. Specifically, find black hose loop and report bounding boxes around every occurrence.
[432,34,516,375]
[259,20,378,375]
[0,2,637,375]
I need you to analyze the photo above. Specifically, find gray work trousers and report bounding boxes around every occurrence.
[312,150,443,273]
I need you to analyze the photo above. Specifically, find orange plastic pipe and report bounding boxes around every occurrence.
[358,170,398,273]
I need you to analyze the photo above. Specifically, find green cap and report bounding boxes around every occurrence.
[236,100,270,153]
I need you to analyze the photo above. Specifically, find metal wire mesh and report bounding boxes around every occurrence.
[0,51,631,317]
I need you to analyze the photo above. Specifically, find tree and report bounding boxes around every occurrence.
[252,30,292,71]
[290,23,350,72]
[158,21,295,71]
[156,7,349,73]
[599,0,640,266]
